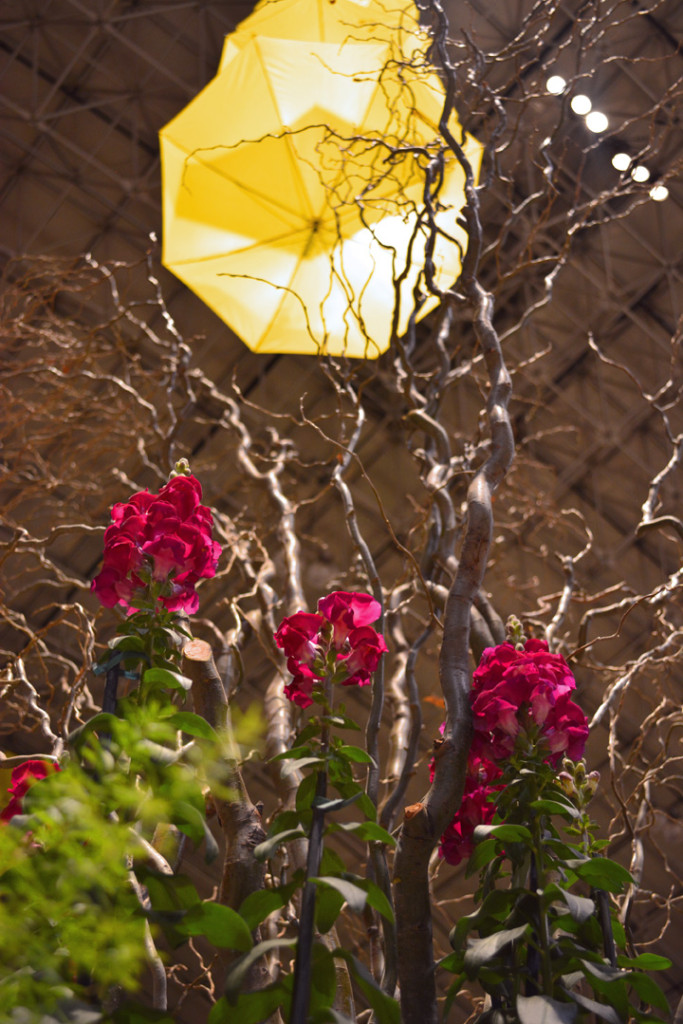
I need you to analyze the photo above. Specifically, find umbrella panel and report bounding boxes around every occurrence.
[160,32,482,356]
[218,0,422,69]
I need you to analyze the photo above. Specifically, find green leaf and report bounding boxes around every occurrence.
[517,995,577,1024]
[181,901,253,951]
[627,970,670,1013]
[140,870,200,913]
[336,745,376,765]
[140,869,203,945]
[310,941,337,1005]
[313,792,362,814]
[617,953,672,971]
[579,959,626,983]
[309,1011,356,1024]
[310,876,367,914]
[67,713,119,747]
[549,884,595,923]
[579,961,630,1019]
[530,799,580,820]
[315,883,346,934]
[443,974,467,1019]
[328,821,396,847]
[238,883,298,931]
[109,634,146,652]
[268,809,304,834]
[165,711,218,741]
[224,939,296,1003]
[325,711,361,731]
[112,1008,175,1024]
[333,950,400,1024]
[464,924,529,971]
[319,847,347,875]
[142,667,192,692]
[254,828,306,861]
[545,838,583,860]
[465,838,499,876]
[271,745,314,760]
[473,823,533,843]
[567,991,622,1024]
[280,756,324,777]
[49,1007,103,1024]
[296,771,318,813]
[174,801,219,862]
[354,878,395,924]
[438,950,465,974]
[449,888,516,950]
[208,987,287,1024]
[567,857,633,893]
[333,779,376,821]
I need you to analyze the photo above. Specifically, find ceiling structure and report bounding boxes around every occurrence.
[1,0,682,1017]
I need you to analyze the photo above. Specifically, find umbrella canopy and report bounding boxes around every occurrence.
[218,0,422,67]
[160,10,482,357]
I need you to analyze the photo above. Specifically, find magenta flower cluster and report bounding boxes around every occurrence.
[1,760,60,823]
[437,638,589,865]
[91,475,221,615]
[274,591,387,708]
[436,755,502,866]
[470,638,588,764]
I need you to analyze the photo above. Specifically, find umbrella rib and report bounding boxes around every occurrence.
[254,227,325,352]
[252,37,317,223]
[168,226,314,266]
[173,141,311,231]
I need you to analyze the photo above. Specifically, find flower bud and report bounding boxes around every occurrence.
[170,458,191,478]
[583,770,600,800]
[558,771,576,797]
[505,614,527,646]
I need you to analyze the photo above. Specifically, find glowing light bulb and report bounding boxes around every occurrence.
[546,75,566,95]
[649,184,669,201]
[571,94,592,115]
[611,152,631,171]
[631,165,650,183]
[585,110,608,133]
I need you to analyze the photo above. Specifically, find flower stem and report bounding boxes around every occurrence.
[530,818,553,996]
[290,692,331,1024]
[290,767,327,1024]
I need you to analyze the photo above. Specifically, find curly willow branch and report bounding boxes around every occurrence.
[392,3,514,1020]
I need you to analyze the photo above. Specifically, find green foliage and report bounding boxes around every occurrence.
[441,755,671,1022]
[0,756,147,1017]
[238,707,400,1019]
[0,686,226,1019]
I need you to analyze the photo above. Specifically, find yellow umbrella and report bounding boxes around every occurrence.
[218,0,422,67]
[159,8,482,357]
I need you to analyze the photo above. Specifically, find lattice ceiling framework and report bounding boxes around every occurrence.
[1,0,682,1014]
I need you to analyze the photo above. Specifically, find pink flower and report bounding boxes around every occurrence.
[317,591,382,647]
[1,760,61,822]
[543,695,590,760]
[434,640,589,867]
[274,612,325,665]
[92,474,221,614]
[470,639,587,765]
[283,663,320,709]
[275,591,386,707]
[341,626,388,687]
[437,758,502,865]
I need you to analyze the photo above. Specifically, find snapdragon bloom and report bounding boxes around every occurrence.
[438,758,502,865]
[91,474,221,615]
[1,760,61,822]
[435,638,588,865]
[274,591,387,708]
[470,639,588,764]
